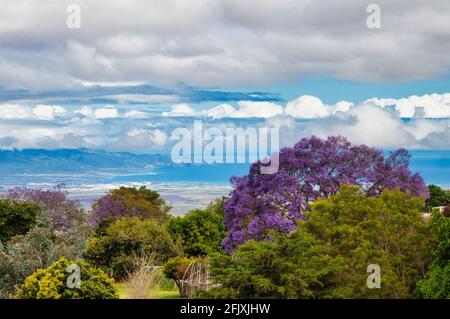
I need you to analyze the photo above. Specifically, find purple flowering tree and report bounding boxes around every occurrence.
[6,184,86,232]
[223,136,428,253]
[88,186,171,226]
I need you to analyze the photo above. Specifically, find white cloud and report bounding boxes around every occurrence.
[77,106,119,119]
[364,93,450,118]
[162,104,200,117]
[285,95,353,119]
[33,105,66,120]
[0,103,66,120]
[124,110,149,119]
[231,101,284,118]
[0,104,33,119]
[202,104,236,119]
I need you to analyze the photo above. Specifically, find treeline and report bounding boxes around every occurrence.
[0,184,449,299]
[0,136,449,299]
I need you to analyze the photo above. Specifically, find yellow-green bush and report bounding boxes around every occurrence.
[16,257,118,299]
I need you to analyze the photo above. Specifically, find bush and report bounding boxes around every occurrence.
[85,217,179,280]
[16,257,118,299]
[0,226,90,298]
[0,199,40,244]
[163,256,207,298]
[89,186,171,226]
[166,208,226,256]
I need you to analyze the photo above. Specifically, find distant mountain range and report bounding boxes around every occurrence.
[0,148,170,174]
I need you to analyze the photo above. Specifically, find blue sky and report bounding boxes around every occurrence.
[0,0,449,152]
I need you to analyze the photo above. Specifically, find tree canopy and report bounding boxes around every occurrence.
[209,185,432,298]
[166,208,226,257]
[85,217,179,279]
[88,186,171,226]
[223,136,428,252]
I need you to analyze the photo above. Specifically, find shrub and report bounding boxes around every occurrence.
[0,199,40,244]
[163,256,207,298]
[0,226,90,298]
[16,257,118,299]
[85,217,179,280]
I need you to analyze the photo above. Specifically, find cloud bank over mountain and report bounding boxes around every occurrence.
[1,93,449,151]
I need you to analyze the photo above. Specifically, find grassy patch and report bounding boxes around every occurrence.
[114,282,179,299]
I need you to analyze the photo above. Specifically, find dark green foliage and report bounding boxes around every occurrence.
[425,184,450,211]
[0,199,40,244]
[166,208,226,256]
[85,217,179,280]
[208,185,433,298]
[16,257,118,299]
[417,211,450,298]
[206,230,344,298]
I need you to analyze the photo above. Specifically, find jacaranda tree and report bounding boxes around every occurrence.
[223,136,428,252]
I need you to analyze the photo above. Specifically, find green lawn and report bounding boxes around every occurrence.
[114,282,180,299]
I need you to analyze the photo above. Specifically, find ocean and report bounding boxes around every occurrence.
[0,150,449,215]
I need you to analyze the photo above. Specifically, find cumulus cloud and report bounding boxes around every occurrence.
[33,105,66,120]
[285,95,353,119]
[77,106,119,119]
[0,104,66,120]
[162,104,200,117]
[365,93,450,118]
[124,110,150,119]
[231,101,284,118]
[1,93,450,151]
[161,93,450,120]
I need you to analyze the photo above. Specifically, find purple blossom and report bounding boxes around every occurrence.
[6,183,86,232]
[223,136,428,253]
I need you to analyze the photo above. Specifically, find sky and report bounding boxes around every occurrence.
[0,0,450,152]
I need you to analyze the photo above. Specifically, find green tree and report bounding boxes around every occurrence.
[208,185,433,298]
[166,208,226,256]
[0,199,40,244]
[85,217,179,280]
[206,229,344,298]
[16,257,118,299]
[417,211,450,298]
[425,184,450,211]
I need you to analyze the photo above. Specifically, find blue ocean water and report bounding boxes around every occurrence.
[0,149,448,214]
[116,150,450,187]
